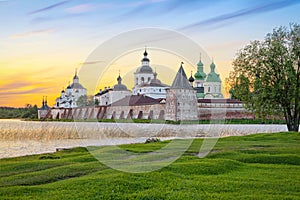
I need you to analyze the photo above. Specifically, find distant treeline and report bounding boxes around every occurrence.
[0,104,38,119]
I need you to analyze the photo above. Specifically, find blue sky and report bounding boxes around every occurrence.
[0,0,300,106]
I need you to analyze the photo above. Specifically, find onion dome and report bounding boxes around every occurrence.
[189,71,195,82]
[194,59,206,80]
[136,49,153,73]
[206,61,221,82]
[117,75,122,83]
[113,74,128,91]
[141,50,150,62]
[210,62,216,72]
[73,74,79,79]
[149,71,163,85]
[73,68,79,80]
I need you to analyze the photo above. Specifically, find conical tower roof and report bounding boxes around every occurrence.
[171,62,193,89]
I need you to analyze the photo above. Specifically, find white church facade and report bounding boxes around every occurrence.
[132,50,169,99]
[94,75,131,106]
[54,71,87,108]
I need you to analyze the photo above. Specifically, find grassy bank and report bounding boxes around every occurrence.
[0,132,299,199]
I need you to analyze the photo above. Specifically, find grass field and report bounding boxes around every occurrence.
[0,132,299,199]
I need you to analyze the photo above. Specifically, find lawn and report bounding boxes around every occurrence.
[0,132,299,199]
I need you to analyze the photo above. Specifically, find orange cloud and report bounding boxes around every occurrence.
[9,29,56,39]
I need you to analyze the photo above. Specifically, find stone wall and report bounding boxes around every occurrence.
[106,104,166,120]
[165,89,198,121]
[39,100,257,121]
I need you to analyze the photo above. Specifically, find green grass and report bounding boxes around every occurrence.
[0,132,299,199]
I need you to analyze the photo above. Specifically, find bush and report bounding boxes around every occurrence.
[145,137,161,144]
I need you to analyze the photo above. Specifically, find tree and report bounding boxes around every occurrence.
[227,24,300,131]
[76,95,88,107]
[95,98,99,106]
[76,95,96,107]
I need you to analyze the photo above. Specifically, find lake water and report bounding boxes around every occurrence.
[0,119,288,159]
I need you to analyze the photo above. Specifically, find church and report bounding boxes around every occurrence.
[38,49,244,121]
[54,70,87,108]
[95,49,223,104]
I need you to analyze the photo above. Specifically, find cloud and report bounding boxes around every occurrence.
[0,80,52,99]
[28,0,71,15]
[9,28,55,39]
[110,0,217,23]
[79,60,105,65]
[0,88,49,96]
[0,80,50,96]
[65,3,95,14]
[1,81,32,90]
[180,0,300,31]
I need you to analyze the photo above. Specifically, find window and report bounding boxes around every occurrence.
[148,77,151,82]
[159,89,161,92]
[141,77,144,82]
[208,87,210,92]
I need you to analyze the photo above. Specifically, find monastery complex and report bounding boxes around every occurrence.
[38,50,249,121]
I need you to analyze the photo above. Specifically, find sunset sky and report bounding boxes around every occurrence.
[1,0,300,107]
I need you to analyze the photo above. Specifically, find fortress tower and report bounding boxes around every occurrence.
[165,63,198,121]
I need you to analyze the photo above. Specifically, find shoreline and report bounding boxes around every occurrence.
[0,119,292,159]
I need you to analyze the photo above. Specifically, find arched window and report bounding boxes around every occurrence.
[148,77,151,82]
[136,78,138,85]
[208,87,210,92]
[141,77,144,82]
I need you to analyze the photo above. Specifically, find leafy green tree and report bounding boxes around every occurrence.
[86,96,96,106]
[94,98,99,106]
[76,95,88,107]
[0,105,38,119]
[227,24,300,131]
[76,95,96,107]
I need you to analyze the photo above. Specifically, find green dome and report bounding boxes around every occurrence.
[194,60,206,80]
[206,62,221,82]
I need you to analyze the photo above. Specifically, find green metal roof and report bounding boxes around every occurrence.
[205,62,221,82]
[194,60,206,80]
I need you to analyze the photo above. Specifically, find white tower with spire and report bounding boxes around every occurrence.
[134,49,154,86]
[132,49,169,99]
